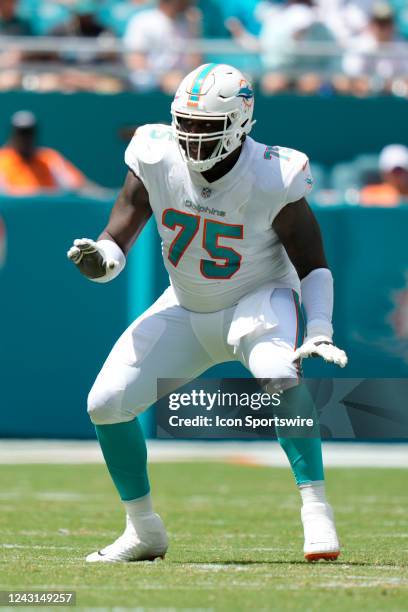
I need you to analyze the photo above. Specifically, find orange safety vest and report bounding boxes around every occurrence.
[0,147,86,195]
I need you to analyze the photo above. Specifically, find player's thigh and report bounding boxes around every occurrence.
[238,288,302,381]
[88,292,213,424]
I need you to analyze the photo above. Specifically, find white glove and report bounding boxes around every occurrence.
[67,238,117,269]
[67,238,125,283]
[292,335,348,368]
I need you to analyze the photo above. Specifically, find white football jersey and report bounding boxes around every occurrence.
[125,124,313,313]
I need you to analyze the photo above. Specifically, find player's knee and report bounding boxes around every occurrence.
[87,382,127,425]
[248,342,299,391]
[87,366,149,424]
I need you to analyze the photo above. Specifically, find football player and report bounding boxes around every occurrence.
[67,63,347,563]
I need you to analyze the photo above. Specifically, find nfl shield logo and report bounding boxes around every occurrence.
[201,187,212,199]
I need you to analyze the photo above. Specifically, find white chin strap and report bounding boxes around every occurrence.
[186,157,219,172]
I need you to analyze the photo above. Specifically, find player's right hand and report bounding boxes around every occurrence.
[292,337,348,368]
[67,238,116,279]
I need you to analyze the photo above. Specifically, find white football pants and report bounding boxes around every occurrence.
[88,286,301,424]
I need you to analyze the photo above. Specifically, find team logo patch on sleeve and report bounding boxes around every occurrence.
[264,146,291,162]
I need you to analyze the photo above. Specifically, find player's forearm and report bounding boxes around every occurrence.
[98,172,152,255]
[68,172,152,283]
[82,209,150,284]
[98,205,151,256]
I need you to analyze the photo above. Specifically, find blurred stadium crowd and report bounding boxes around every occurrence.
[1,0,408,206]
[0,0,408,96]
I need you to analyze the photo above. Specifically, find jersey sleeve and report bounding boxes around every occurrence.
[124,123,173,188]
[283,153,314,205]
[124,128,145,182]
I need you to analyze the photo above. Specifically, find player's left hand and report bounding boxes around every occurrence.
[67,238,118,279]
[292,336,348,368]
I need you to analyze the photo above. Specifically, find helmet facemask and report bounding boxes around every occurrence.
[171,63,256,171]
[171,109,247,172]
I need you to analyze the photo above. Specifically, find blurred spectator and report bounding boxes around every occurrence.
[50,0,110,38]
[224,0,261,37]
[30,0,72,36]
[123,0,201,93]
[48,0,116,65]
[0,0,32,35]
[0,0,33,73]
[209,0,262,73]
[258,0,339,94]
[360,144,408,206]
[23,0,122,92]
[315,0,375,44]
[343,2,408,94]
[98,0,153,38]
[0,111,89,195]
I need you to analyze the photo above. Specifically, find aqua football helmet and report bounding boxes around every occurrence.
[171,63,255,172]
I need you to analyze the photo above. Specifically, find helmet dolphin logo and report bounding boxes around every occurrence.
[237,86,254,100]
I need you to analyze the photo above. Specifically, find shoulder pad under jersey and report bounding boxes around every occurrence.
[125,123,174,166]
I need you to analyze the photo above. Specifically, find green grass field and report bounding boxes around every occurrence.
[1,462,408,611]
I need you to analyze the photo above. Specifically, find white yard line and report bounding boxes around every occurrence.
[1,544,78,550]
[0,440,407,467]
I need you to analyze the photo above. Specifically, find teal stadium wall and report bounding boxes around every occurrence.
[1,92,408,187]
[0,92,407,438]
[0,196,407,438]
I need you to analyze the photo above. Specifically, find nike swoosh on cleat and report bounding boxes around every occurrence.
[97,551,106,557]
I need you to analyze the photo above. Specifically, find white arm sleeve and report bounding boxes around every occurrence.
[301,268,334,340]
[90,239,126,284]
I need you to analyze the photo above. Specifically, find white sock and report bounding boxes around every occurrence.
[124,493,154,527]
[298,480,327,505]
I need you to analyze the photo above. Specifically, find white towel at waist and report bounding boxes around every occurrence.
[227,283,280,352]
